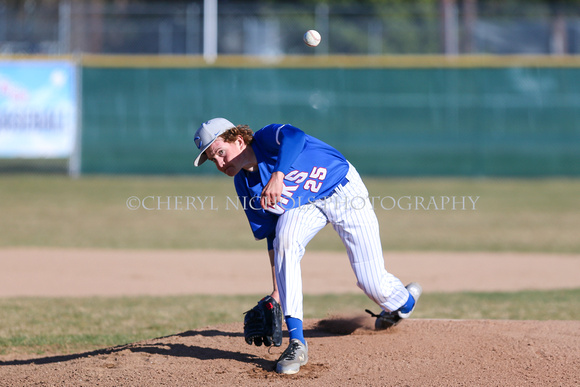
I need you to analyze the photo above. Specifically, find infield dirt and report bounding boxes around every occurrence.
[1,249,579,386]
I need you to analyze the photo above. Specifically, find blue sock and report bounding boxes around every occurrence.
[285,316,305,345]
[399,293,416,314]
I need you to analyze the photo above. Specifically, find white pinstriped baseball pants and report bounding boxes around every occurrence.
[273,162,410,321]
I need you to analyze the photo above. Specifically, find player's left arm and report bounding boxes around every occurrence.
[260,125,306,209]
[234,175,278,241]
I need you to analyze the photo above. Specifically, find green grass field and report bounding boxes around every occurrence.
[1,290,579,356]
[1,175,579,355]
[1,175,579,252]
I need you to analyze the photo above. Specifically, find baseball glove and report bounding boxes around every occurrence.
[243,295,283,347]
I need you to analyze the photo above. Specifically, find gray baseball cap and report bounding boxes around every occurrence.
[193,118,235,166]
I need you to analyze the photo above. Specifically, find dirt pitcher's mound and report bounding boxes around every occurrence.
[1,318,579,386]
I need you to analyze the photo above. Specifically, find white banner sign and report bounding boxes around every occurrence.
[0,61,77,158]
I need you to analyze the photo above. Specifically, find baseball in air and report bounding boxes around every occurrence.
[303,30,321,47]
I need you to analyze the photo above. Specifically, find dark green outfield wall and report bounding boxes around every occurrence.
[81,62,580,176]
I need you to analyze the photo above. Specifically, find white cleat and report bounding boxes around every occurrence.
[368,282,423,330]
[398,282,423,319]
[275,339,308,375]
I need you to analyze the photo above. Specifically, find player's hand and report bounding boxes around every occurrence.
[260,171,284,209]
[270,289,281,304]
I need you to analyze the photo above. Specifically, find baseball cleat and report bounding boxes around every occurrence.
[366,282,422,330]
[275,339,308,375]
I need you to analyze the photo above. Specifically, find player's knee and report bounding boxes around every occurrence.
[274,234,303,255]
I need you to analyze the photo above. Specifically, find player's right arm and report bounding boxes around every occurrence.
[257,124,306,210]
[268,249,280,304]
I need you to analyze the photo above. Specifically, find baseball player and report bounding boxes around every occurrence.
[193,118,421,375]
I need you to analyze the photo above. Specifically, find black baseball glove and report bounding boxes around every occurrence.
[243,295,283,347]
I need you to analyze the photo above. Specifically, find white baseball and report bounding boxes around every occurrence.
[303,30,321,47]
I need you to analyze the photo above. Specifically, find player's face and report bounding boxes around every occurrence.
[205,137,245,177]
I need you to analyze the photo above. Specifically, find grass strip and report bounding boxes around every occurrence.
[1,176,579,252]
[1,289,578,356]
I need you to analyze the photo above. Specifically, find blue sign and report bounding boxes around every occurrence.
[0,60,77,158]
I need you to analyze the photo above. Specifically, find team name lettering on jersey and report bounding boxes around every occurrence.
[283,166,328,204]
[278,184,299,206]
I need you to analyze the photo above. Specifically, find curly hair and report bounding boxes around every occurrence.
[220,125,254,145]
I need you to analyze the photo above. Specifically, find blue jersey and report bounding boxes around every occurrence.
[234,124,349,244]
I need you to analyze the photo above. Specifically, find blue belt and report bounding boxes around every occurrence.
[329,176,349,197]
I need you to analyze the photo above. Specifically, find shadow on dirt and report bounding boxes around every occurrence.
[0,321,358,368]
[0,329,247,366]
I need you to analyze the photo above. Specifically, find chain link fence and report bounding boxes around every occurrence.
[1,1,579,56]
[1,1,580,175]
